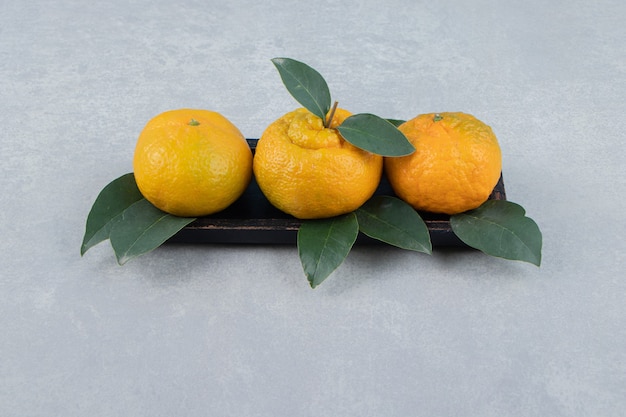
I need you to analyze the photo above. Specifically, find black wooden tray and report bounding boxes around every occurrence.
[168,139,506,246]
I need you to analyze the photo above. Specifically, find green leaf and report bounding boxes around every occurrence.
[81,173,144,255]
[297,213,359,288]
[450,200,542,266]
[356,196,432,254]
[271,57,331,122]
[109,199,196,265]
[386,119,406,127]
[337,113,415,156]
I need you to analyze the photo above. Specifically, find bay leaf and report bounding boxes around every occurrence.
[109,199,196,265]
[271,57,331,122]
[297,213,359,288]
[450,200,542,266]
[356,196,432,254]
[81,173,143,255]
[337,113,415,156]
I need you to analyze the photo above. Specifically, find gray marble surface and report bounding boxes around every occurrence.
[2,0,625,416]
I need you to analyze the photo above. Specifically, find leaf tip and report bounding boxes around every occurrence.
[80,236,99,257]
[116,254,130,266]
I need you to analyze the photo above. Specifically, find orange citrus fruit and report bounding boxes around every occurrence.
[384,112,502,214]
[133,109,252,217]
[253,108,383,219]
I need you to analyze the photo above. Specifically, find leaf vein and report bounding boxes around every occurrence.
[463,214,534,254]
[122,213,171,257]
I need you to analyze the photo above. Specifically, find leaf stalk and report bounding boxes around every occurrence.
[325,101,339,128]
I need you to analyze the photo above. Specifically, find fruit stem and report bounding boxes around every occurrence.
[325,101,339,128]
[433,114,443,122]
[188,118,200,126]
